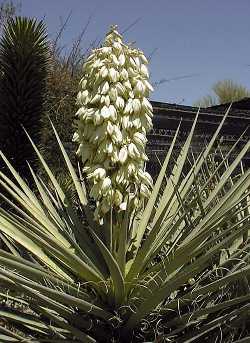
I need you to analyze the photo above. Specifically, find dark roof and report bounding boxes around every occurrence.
[150,100,250,136]
[208,97,250,112]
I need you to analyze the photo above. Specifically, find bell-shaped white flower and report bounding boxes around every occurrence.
[111,126,122,143]
[100,65,108,78]
[119,146,128,164]
[100,106,111,119]
[101,177,112,193]
[128,143,140,159]
[118,53,125,66]
[132,99,141,114]
[120,68,129,80]
[119,201,127,211]
[134,80,146,96]
[100,81,110,95]
[90,93,101,104]
[115,96,125,110]
[109,68,119,83]
[140,64,149,78]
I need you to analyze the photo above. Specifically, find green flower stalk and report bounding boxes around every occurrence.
[73,25,154,222]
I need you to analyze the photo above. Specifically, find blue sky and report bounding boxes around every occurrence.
[20,0,250,105]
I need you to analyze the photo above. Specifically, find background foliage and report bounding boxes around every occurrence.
[39,13,97,176]
[194,79,250,107]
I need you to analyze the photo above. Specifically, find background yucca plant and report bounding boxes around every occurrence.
[0,16,49,181]
[0,108,249,342]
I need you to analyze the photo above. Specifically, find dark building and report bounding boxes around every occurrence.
[147,98,250,175]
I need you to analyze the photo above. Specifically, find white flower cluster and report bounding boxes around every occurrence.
[73,25,154,223]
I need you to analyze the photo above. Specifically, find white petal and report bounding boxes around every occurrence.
[100,66,108,78]
[80,78,87,89]
[105,95,110,107]
[72,132,79,142]
[140,54,148,64]
[127,162,136,175]
[100,105,111,119]
[100,95,106,104]
[111,126,123,143]
[109,67,117,82]
[92,168,106,180]
[132,99,141,114]
[136,119,142,129]
[140,64,149,78]
[134,56,141,67]
[140,184,151,197]
[109,105,117,121]
[124,99,133,115]
[128,143,140,158]
[119,146,128,164]
[102,177,112,192]
[101,47,112,54]
[93,110,103,125]
[113,42,122,51]
[107,121,114,135]
[93,58,102,68]
[90,93,101,104]
[112,54,120,65]
[134,80,145,96]
[106,142,113,154]
[142,97,153,112]
[118,53,125,66]
[133,132,147,144]
[100,81,110,95]
[138,170,153,187]
[120,68,129,80]
[115,96,125,110]
[122,116,130,129]
[143,80,154,92]
[119,201,127,211]
[116,82,126,96]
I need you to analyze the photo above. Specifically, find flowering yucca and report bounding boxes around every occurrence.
[73,25,154,222]
[0,22,249,343]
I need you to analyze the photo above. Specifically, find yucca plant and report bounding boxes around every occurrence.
[0,16,49,180]
[0,26,249,343]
